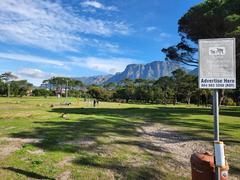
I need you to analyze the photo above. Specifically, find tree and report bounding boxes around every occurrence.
[32,89,52,96]
[104,82,118,90]
[154,76,175,104]
[133,79,153,103]
[163,0,240,68]
[9,80,33,96]
[0,72,18,97]
[162,38,198,67]
[171,69,184,103]
[162,0,240,104]
[0,79,7,96]
[182,75,198,104]
[43,77,83,96]
[87,86,111,101]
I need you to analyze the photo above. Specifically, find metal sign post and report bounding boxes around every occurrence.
[199,38,236,180]
[213,89,220,180]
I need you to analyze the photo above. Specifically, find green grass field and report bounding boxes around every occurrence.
[0,97,239,179]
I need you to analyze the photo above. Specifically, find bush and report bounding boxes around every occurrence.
[223,97,236,106]
[32,89,51,96]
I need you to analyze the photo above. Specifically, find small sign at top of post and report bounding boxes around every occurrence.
[199,38,236,89]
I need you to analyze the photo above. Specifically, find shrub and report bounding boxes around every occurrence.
[223,97,236,106]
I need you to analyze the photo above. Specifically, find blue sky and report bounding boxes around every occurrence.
[0,0,202,85]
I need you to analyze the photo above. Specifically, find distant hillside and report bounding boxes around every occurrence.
[74,61,190,85]
[189,68,198,76]
[73,75,113,85]
[105,61,182,83]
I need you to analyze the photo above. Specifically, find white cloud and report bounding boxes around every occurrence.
[0,52,65,67]
[91,39,121,54]
[70,56,140,74]
[17,68,54,79]
[0,0,130,52]
[154,32,172,42]
[0,51,141,74]
[146,26,157,32]
[159,32,171,38]
[80,1,117,11]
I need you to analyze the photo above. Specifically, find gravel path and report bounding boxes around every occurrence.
[139,123,212,165]
[138,123,212,177]
[138,123,239,180]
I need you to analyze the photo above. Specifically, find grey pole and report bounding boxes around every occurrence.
[66,80,68,99]
[213,90,220,180]
[7,83,10,98]
[65,80,68,104]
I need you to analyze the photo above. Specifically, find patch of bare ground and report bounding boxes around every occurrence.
[61,137,95,148]
[0,137,42,160]
[57,156,74,168]
[138,123,212,178]
[0,143,22,160]
[0,112,40,119]
[0,137,41,143]
[57,170,71,180]
[138,123,238,179]
[27,149,44,155]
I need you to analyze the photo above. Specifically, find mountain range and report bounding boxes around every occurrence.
[74,61,197,85]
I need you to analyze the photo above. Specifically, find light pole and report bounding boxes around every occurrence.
[7,83,10,98]
[66,80,68,99]
[65,80,68,104]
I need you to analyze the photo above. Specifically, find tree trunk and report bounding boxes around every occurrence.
[219,89,225,105]
[187,96,191,104]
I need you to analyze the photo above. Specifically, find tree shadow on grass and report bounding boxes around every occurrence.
[72,154,167,180]
[220,106,240,118]
[10,106,240,153]
[51,107,239,142]
[8,106,240,178]
[11,117,141,153]
[9,110,172,178]
[1,167,54,180]
[230,165,240,176]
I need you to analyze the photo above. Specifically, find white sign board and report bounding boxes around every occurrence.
[199,38,236,89]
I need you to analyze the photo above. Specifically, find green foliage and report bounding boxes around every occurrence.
[178,0,240,41]
[223,97,236,106]
[109,69,205,105]
[0,72,33,97]
[162,0,240,83]
[0,72,17,82]
[32,89,52,96]
[67,89,84,98]
[42,77,83,96]
[10,80,33,96]
[87,86,112,101]
[161,0,240,106]
[0,80,7,95]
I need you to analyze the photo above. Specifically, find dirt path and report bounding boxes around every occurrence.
[138,123,212,177]
[139,123,212,164]
[138,123,239,180]
[0,137,42,160]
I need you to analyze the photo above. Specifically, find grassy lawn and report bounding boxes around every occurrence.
[0,97,239,179]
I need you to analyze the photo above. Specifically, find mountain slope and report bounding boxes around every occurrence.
[106,61,181,83]
[73,75,113,85]
[189,68,198,76]
[74,61,187,85]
